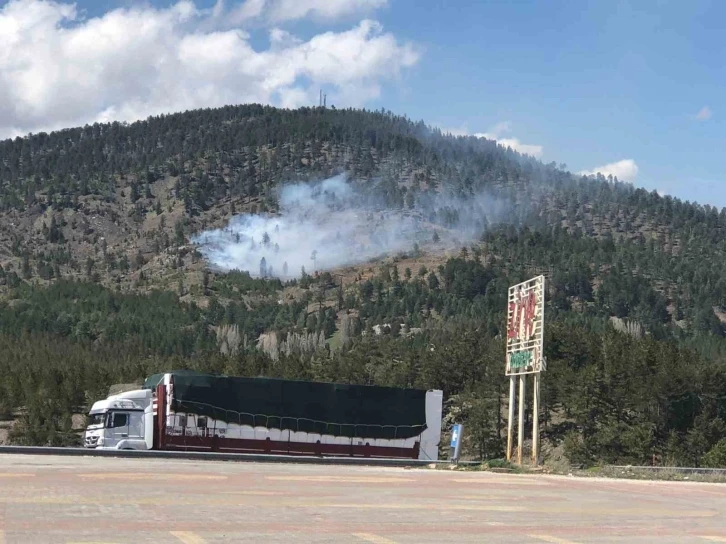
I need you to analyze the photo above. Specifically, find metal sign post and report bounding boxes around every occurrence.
[450,424,463,464]
[532,372,540,463]
[505,275,545,466]
[518,373,525,465]
[506,376,515,462]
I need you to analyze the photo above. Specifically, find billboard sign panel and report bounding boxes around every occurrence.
[506,275,545,375]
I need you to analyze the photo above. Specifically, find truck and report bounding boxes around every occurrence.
[83,370,443,461]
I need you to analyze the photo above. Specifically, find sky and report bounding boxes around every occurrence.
[0,0,723,207]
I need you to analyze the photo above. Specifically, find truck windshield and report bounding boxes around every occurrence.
[88,413,105,426]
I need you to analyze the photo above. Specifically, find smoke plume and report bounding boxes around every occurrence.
[192,175,505,279]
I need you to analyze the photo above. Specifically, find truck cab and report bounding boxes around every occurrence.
[83,389,154,450]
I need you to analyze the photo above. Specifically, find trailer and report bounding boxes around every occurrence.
[83,371,443,461]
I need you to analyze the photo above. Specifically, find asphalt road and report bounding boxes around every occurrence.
[0,454,724,543]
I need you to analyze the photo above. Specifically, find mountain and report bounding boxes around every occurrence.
[1,104,726,468]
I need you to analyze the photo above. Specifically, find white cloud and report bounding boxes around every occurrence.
[579,159,639,182]
[477,136,543,158]
[212,0,385,26]
[0,0,416,139]
[695,106,712,121]
[479,120,511,137]
[440,126,469,137]
[475,121,543,158]
[226,0,267,24]
[441,121,544,158]
[267,0,387,23]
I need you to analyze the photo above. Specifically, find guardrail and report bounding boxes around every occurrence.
[0,446,480,467]
[612,465,726,475]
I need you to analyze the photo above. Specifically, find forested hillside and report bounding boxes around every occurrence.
[1,104,726,468]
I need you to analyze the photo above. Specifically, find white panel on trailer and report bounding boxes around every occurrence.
[290,431,306,443]
[420,389,443,461]
[239,426,255,440]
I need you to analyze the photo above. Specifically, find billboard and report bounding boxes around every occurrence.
[506,275,545,375]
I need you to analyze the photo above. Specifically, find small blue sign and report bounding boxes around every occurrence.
[450,424,462,449]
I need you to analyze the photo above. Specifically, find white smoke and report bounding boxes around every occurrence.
[192,174,505,279]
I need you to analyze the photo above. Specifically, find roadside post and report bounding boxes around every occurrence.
[449,424,463,465]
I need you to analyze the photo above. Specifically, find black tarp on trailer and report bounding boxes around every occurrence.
[143,371,428,440]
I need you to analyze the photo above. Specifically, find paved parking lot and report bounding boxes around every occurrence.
[0,454,724,543]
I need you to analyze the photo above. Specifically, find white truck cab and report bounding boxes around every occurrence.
[83,388,154,450]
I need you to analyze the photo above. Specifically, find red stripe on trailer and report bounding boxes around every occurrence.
[161,434,420,459]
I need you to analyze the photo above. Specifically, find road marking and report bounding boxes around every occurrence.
[0,530,5,544]
[219,490,282,495]
[324,502,524,512]
[78,474,226,481]
[455,494,538,501]
[700,537,726,542]
[692,489,726,497]
[265,476,413,483]
[2,497,77,504]
[529,535,582,544]
[0,473,34,478]
[171,532,207,544]
[0,496,523,511]
[537,504,715,518]
[352,533,400,544]
[452,478,547,485]
[0,496,511,510]
[0,494,713,518]
[0,495,278,506]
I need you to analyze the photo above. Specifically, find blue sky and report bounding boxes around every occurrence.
[390,0,725,207]
[1,0,723,207]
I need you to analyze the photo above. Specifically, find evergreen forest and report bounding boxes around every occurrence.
[1,104,726,468]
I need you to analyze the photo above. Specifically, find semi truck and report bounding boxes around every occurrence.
[83,370,443,460]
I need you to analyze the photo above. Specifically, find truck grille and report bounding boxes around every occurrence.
[84,435,99,447]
